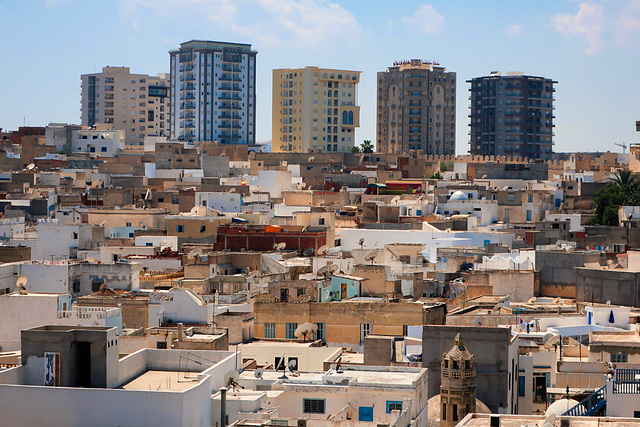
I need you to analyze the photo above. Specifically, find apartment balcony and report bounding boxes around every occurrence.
[179,65,195,72]
[180,94,196,100]
[221,65,241,73]
[181,85,196,91]
[219,113,242,120]
[182,122,195,129]
[180,74,196,82]
[181,102,196,110]
[219,104,242,111]
[219,132,241,138]
[220,75,242,82]
[219,94,242,101]
[219,123,242,129]
[505,101,524,107]
[220,84,242,92]
[180,112,196,119]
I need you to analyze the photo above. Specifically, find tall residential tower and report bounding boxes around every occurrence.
[376,60,456,155]
[169,40,257,144]
[468,71,556,159]
[272,67,361,153]
[81,67,170,146]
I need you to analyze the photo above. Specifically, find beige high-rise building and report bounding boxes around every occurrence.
[272,67,361,153]
[81,66,170,147]
[376,60,456,155]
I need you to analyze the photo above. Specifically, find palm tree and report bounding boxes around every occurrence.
[350,146,361,153]
[360,140,374,154]
[608,170,638,190]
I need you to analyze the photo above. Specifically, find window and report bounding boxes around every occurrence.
[286,322,297,339]
[442,403,446,420]
[528,194,533,203]
[315,322,325,340]
[453,404,458,421]
[526,210,532,221]
[318,217,325,225]
[72,232,78,239]
[386,401,403,413]
[359,406,373,422]
[360,323,371,342]
[101,146,107,152]
[176,225,184,233]
[125,222,132,227]
[264,322,275,338]
[507,194,515,201]
[519,376,526,396]
[611,353,628,363]
[200,225,206,233]
[303,399,325,414]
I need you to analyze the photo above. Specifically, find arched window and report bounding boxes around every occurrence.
[348,111,354,125]
[342,111,348,124]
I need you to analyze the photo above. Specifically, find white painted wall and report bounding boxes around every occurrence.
[195,192,243,213]
[134,235,178,251]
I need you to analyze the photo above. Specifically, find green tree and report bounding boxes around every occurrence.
[350,146,361,153]
[429,171,443,180]
[360,140,374,154]
[593,170,640,225]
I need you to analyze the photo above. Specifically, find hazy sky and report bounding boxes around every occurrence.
[1,0,639,154]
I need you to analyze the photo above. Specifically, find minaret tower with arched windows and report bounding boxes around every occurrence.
[440,333,477,427]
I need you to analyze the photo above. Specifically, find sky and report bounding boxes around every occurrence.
[1,0,640,155]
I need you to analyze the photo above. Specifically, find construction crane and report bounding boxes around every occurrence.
[615,141,628,153]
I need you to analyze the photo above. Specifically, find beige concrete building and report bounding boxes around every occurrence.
[81,66,170,147]
[272,66,361,153]
[377,59,456,155]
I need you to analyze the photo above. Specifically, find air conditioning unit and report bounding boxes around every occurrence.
[560,420,571,427]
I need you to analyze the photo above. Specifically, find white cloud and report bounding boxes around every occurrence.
[506,24,522,37]
[616,0,640,46]
[117,0,361,48]
[552,3,604,54]
[403,4,445,35]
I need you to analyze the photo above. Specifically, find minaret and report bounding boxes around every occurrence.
[440,333,477,427]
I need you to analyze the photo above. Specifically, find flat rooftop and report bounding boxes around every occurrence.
[120,370,200,392]
[459,414,640,426]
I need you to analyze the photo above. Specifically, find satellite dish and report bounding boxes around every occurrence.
[254,368,264,379]
[317,264,333,277]
[294,323,318,341]
[187,247,203,259]
[308,156,315,162]
[26,163,35,171]
[391,196,401,205]
[303,247,315,257]
[581,308,587,314]
[99,221,106,227]
[527,297,536,304]
[544,414,556,427]
[274,242,286,251]
[606,300,611,306]
[317,245,328,256]
[139,222,147,229]
[316,199,325,207]
[288,359,298,372]
[364,251,377,264]
[229,188,236,193]
[544,335,561,349]
[492,303,504,312]
[224,369,240,388]
[358,238,365,248]
[16,276,27,293]
[474,316,483,327]
[553,297,562,304]
[248,270,259,278]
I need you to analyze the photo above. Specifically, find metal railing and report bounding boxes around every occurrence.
[562,385,606,416]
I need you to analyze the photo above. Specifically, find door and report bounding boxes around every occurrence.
[75,342,91,388]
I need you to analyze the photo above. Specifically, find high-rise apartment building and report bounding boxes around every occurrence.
[272,67,361,153]
[468,72,556,159]
[376,60,456,155]
[81,67,170,146]
[169,40,257,144]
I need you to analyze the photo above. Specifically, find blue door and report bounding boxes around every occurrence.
[359,406,373,422]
